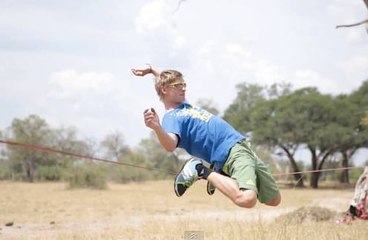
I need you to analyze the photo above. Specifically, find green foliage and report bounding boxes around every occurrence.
[35,165,63,181]
[0,160,11,180]
[137,133,180,179]
[109,152,154,183]
[264,88,335,147]
[50,127,88,169]
[196,98,220,115]
[224,82,292,134]
[66,163,107,190]
[224,83,266,133]
[7,115,53,182]
[362,112,368,127]
[109,166,152,183]
[349,80,368,147]
[350,80,368,110]
[224,82,368,188]
[349,168,366,183]
[100,131,130,161]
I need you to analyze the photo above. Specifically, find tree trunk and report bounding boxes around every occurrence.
[293,173,305,188]
[283,147,304,188]
[310,148,318,188]
[281,146,304,188]
[310,172,319,188]
[24,159,34,182]
[340,151,350,184]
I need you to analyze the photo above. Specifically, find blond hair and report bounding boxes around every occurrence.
[154,70,183,100]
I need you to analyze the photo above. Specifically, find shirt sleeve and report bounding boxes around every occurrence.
[162,113,181,139]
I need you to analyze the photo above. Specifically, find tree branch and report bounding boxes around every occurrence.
[336,19,368,29]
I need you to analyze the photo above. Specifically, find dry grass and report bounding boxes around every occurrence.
[0,180,367,240]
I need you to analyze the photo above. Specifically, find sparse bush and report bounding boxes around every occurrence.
[36,165,63,181]
[0,161,11,180]
[66,163,107,190]
[109,165,153,183]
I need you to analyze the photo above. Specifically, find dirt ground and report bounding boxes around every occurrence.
[0,181,357,239]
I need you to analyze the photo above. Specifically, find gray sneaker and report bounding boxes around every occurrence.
[174,158,202,197]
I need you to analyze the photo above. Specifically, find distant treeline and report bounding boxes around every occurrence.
[0,80,367,189]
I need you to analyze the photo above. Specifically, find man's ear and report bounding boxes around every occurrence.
[161,86,167,95]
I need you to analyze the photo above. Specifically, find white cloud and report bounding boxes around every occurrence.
[134,0,186,53]
[222,43,285,85]
[294,70,322,87]
[253,60,285,85]
[49,70,114,99]
[345,56,368,71]
[225,44,252,59]
[134,0,172,34]
[340,55,368,89]
[294,70,338,94]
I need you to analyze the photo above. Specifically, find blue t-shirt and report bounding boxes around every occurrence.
[162,102,244,171]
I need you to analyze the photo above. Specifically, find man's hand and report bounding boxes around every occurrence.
[143,108,178,152]
[131,67,151,77]
[132,64,160,78]
[143,108,160,130]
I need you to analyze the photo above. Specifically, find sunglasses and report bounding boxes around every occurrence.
[167,82,187,90]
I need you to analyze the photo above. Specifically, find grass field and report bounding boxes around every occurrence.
[0,180,367,240]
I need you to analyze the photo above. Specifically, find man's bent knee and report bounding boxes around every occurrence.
[234,189,257,208]
[265,193,281,206]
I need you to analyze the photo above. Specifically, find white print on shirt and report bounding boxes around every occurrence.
[176,105,213,123]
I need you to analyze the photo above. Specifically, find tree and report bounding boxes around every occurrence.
[227,86,351,188]
[333,95,362,184]
[224,82,305,185]
[349,80,368,149]
[196,98,220,116]
[137,133,180,179]
[100,130,130,161]
[273,88,341,188]
[8,115,52,182]
[251,87,366,188]
[224,83,267,134]
[249,94,307,187]
[50,127,87,167]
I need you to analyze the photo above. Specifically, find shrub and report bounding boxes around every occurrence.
[66,163,107,190]
[35,166,63,181]
[0,161,11,180]
[109,165,153,183]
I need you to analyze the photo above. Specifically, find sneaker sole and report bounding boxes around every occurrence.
[207,181,216,195]
[174,159,199,197]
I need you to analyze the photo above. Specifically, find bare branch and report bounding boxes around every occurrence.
[336,19,368,29]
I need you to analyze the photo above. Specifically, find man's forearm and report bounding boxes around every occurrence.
[150,66,160,78]
[153,127,177,152]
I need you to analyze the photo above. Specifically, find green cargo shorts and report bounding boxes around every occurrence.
[222,140,279,203]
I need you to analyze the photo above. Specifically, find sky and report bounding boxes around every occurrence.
[0,0,367,149]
